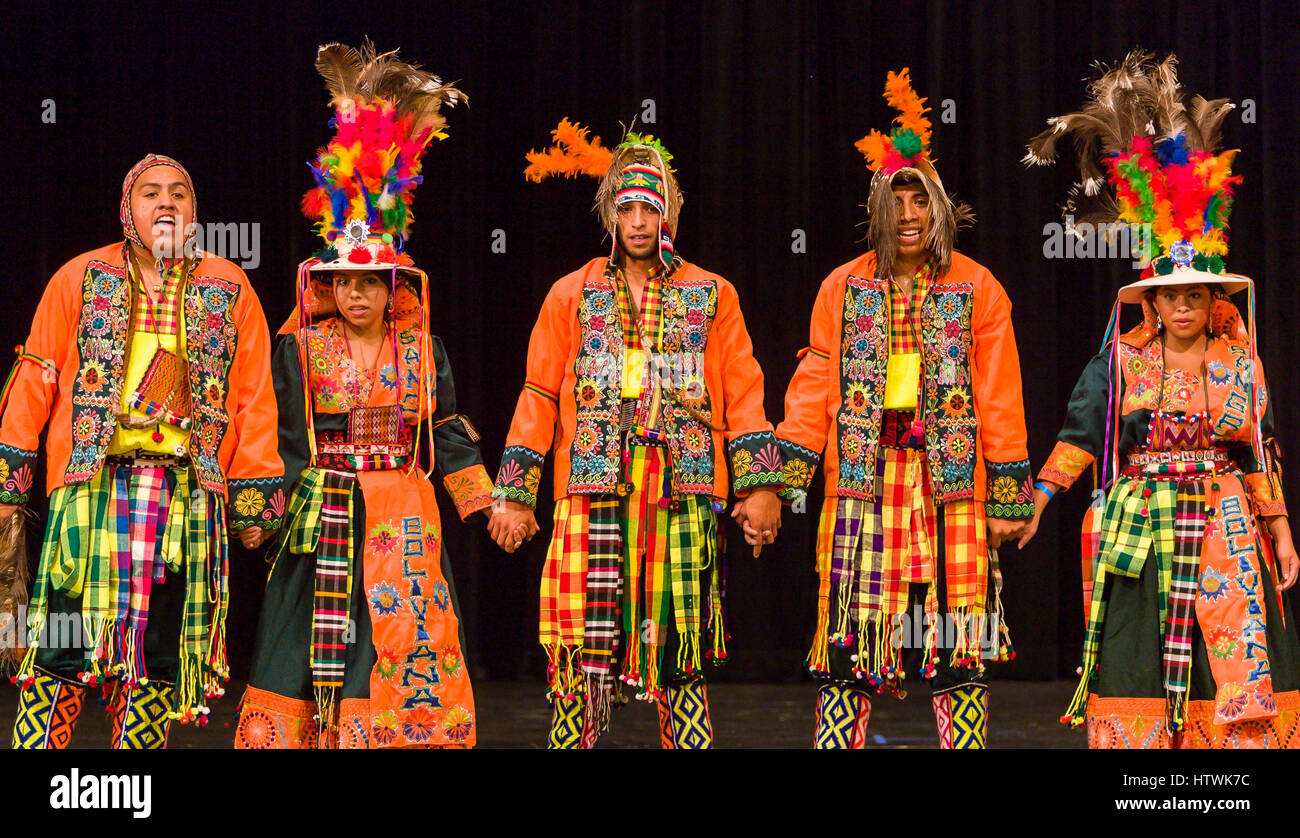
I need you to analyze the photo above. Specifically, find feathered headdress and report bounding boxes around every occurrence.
[526,119,684,269]
[857,68,972,279]
[300,39,464,271]
[1025,51,1242,290]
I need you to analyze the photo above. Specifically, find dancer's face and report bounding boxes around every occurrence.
[892,182,931,261]
[131,165,195,259]
[1153,283,1211,340]
[615,201,661,263]
[333,271,390,333]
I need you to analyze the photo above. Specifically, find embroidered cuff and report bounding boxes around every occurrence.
[1246,471,1288,519]
[444,464,495,520]
[727,431,785,497]
[985,458,1034,520]
[777,438,821,505]
[493,445,545,509]
[1038,440,1095,491]
[228,477,286,532]
[0,444,37,506]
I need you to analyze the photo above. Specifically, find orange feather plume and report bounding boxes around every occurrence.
[524,118,614,181]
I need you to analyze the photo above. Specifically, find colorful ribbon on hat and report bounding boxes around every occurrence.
[614,164,675,269]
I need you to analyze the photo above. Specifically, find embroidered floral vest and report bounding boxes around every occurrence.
[567,264,718,496]
[835,274,978,502]
[66,261,242,493]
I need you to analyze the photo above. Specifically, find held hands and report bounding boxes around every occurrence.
[1016,484,1058,549]
[489,499,539,553]
[237,525,272,550]
[986,517,1025,550]
[731,487,782,558]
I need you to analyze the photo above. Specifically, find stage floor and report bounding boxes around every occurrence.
[0,679,1085,748]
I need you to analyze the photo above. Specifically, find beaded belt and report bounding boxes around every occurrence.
[105,451,191,469]
[1121,448,1237,480]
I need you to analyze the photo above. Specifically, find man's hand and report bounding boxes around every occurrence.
[1016,482,1059,549]
[986,517,1024,550]
[489,499,540,553]
[731,487,782,557]
[237,525,271,550]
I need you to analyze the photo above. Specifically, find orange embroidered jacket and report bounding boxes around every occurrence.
[493,257,781,508]
[776,250,1033,517]
[0,243,285,530]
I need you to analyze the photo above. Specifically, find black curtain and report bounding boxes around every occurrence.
[1,0,1296,684]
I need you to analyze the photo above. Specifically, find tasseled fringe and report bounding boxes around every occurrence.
[641,642,662,702]
[1061,662,1097,728]
[314,685,338,748]
[1167,691,1187,733]
[806,593,831,675]
[167,654,212,726]
[920,610,940,678]
[946,607,989,676]
[544,643,583,700]
[676,631,700,679]
[583,672,614,741]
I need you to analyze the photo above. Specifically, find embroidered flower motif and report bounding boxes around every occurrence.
[1206,360,1230,386]
[375,647,402,681]
[686,330,705,350]
[943,320,962,338]
[402,707,439,743]
[936,294,962,317]
[236,710,278,748]
[851,336,872,359]
[368,581,404,616]
[939,337,964,364]
[576,378,603,409]
[784,458,811,489]
[234,487,266,517]
[0,460,9,483]
[77,361,106,394]
[574,424,601,455]
[73,411,99,444]
[523,465,542,494]
[586,294,612,314]
[684,427,707,455]
[1124,354,1148,377]
[368,523,399,556]
[203,375,225,407]
[840,429,866,463]
[310,354,332,376]
[379,365,399,390]
[855,314,873,332]
[1172,384,1194,406]
[941,429,971,460]
[442,705,473,742]
[440,646,464,677]
[86,312,111,337]
[424,523,441,556]
[204,331,225,354]
[430,580,451,612]
[686,309,705,326]
[1205,625,1240,661]
[991,475,1020,504]
[371,710,399,745]
[1216,682,1249,720]
[845,382,871,415]
[731,449,753,477]
[1255,683,1277,714]
[1199,567,1232,602]
[585,333,609,355]
[684,287,707,308]
[940,386,970,419]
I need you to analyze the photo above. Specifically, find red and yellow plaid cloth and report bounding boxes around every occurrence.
[887,262,932,355]
[131,263,184,335]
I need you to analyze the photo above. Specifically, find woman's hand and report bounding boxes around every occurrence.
[1017,483,1059,549]
[1267,516,1299,592]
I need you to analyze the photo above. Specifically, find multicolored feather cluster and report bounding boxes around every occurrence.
[1024,51,1239,272]
[301,40,465,247]
[855,68,934,175]
[524,118,613,181]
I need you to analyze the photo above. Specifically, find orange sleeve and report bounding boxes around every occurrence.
[1244,357,1287,518]
[0,260,80,505]
[714,279,782,498]
[971,274,1033,520]
[775,274,838,503]
[493,279,575,509]
[223,274,286,531]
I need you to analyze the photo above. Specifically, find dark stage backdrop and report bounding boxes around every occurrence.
[1,0,1297,685]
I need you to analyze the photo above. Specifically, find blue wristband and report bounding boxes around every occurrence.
[1033,480,1056,500]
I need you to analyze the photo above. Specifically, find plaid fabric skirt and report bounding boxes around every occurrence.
[540,442,722,736]
[808,438,1007,695]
